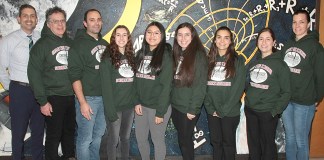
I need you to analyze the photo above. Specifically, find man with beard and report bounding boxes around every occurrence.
[68,9,108,160]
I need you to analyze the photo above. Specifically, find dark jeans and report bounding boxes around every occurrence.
[171,107,199,160]
[207,114,239,160]
[245,107,279,160]
[9,82,45,160]
[45,95,75,160]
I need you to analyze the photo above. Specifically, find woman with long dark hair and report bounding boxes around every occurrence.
[245,28,291,160]
[100,25,136,160]
[134,21,173,160]
[204,26,246,160]
[171,22,207,160]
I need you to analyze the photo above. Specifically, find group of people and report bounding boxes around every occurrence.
[0,4,323,160]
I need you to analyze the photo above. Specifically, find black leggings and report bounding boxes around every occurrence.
[171,107,199,160]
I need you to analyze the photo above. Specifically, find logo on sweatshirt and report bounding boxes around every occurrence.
[174,56,184,80]
[249,64,272,89]
[211,62,226,81]
[136,56,155,80]
[138,56,152,74]
[91,45,106,62]
[56,51,68,65]
[284,47,306,74]
[208,62,231,86]
[52,46,70,70]
[119,59,134,78]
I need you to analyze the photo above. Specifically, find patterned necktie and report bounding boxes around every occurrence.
[27,35,33,50]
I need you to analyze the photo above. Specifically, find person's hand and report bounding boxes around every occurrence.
[155,117,164,124]
[187,113,196,120]
[80,102,93,120]
[135,104,143,116]
[41,102,53,116]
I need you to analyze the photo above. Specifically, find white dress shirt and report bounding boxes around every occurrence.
[0,29,40,90]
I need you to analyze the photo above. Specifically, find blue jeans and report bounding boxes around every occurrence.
[282,102,315,160]
[75,96,106,160]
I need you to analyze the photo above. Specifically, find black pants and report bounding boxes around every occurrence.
[45,95,75,160]
[171,107,199,160]
[9,82,45,160]
[207,114,239,160]
[245,107,279,160]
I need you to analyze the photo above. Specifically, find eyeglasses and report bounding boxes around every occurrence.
[49,19,66,25]
[146,31,161,36]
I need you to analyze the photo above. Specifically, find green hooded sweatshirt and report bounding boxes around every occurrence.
[281,31,324,105]
[171,51,208,115]
[100,52,136,122]
[27,22,73,106]
[245,52,291,116]
[68,29,108,96]
[204,54,246,118]
[134,47,173,118]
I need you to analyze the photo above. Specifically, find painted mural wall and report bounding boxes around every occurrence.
[0,0,316,156]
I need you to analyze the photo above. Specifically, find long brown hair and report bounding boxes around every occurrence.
[173,22,205,87]
[208,26,237,79]
[101,25,136,71]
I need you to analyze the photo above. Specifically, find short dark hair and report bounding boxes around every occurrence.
[45,6,66,22]
[84,9,101,21]
[19,4,36,17]
[293,9,310,23]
